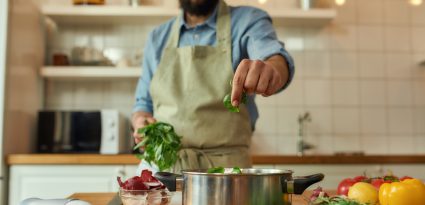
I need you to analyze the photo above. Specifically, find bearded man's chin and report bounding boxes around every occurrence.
[179,0,219,16]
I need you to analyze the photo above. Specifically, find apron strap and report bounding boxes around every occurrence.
[165,0,231,51]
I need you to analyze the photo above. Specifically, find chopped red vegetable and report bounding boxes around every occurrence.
[117,169,165,190]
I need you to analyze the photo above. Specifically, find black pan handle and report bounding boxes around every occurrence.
[282,173,324,195]
[154,172,182,192]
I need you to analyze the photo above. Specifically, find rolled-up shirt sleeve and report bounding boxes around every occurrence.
[133,31,156,114]
[242,8,295,90]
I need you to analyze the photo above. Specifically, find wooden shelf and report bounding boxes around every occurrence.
[40,66,141,79]
[41,5,336,26]
[7,154,425,165]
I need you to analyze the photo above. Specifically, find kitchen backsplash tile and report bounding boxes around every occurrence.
[388,108,414,135]
[331,79,359,106]
[303,51,331,78]
[332,107,360,135]
[384,26,411,52]
[44,0,425,155]
[413,107,425,134]
[388,136,415,154]
[274,78,304,106]
[276,135,298,155]
[305,107,333,135]
[387,81,413,106]
[329,25,358,51]
[330,51,358,78]
[411,27,425,52]
[385,53,412,79]
[411,3,425,26]
[356,0,384,25]
[357,25,384,51]
[304,79,332,106]
[250,135,278,155]
[276,107,304,135]
[414,136,425,154]
[361,136,388,155]
[254,106,278,135]
[359,80,387,106]
[383,0,410,26]
[333,135,361,153]
[360,107,388,135]
[413,81,425,106]
[358,52,386,78]
[303,27,331,51]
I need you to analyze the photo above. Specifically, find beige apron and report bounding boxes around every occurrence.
[149,0,252,172]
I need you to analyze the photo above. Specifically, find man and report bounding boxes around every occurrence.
[132,0,294,172]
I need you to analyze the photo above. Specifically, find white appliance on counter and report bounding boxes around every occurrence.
[0,0,45,204]
[36,110,128,154]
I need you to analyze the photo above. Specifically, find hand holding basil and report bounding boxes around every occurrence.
[134,122,182,171]
[223,80,247,113]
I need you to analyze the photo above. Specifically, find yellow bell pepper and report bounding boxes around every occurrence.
[379,178,425,205]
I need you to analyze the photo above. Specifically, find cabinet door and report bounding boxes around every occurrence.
[124,165,139,177]
[0,179,4,205]
[9,165,125,205]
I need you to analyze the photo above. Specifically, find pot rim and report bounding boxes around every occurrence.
[181,168,294,176]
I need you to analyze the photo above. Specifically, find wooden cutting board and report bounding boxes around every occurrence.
[69,191,325,205]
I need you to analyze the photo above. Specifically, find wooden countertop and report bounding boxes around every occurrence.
[69,191,322,205]
[7,154,425,165]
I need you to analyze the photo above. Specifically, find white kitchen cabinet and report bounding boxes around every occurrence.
[0,180,4,205]
[8,165,127,205]
[124,165,139,177]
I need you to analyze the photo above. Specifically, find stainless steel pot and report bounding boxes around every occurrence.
[155,168,324,205]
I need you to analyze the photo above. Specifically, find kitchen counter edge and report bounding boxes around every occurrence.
[6,154,425,165]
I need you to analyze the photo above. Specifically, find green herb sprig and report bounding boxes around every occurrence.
[207,166,242,174]
[134,122,182,171]
[223,80,248,112]
[312,196,368,205]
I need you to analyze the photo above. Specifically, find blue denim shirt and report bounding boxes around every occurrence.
[134,5,295,129]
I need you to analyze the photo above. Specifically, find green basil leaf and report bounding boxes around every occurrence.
[207,166,225,173]
[223,94,240,113]
[231,167,242,174]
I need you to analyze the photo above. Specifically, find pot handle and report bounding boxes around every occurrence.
[282,173,324,195]
[154,172,182,192]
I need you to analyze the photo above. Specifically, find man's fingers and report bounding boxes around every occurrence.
[231,59,250,107]
[146,117,156,124]
[256,68,272,95]
[265,74,280,96]
[244,60,263,94]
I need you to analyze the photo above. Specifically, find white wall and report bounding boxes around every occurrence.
[41,0,425,155]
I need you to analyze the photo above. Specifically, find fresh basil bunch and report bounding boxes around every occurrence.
[134,122,182,171]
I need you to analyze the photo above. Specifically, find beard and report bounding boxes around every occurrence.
[179,0,219,16]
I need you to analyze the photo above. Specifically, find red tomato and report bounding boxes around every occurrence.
[337,178,357,196]
[399,176,413,181]
[353,175,368,182]
[370,178,385,189]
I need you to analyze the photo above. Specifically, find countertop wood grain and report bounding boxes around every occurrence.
[7,154,425,165]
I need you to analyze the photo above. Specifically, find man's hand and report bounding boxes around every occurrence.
[231,55,289,107]
[132,111,156,144]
